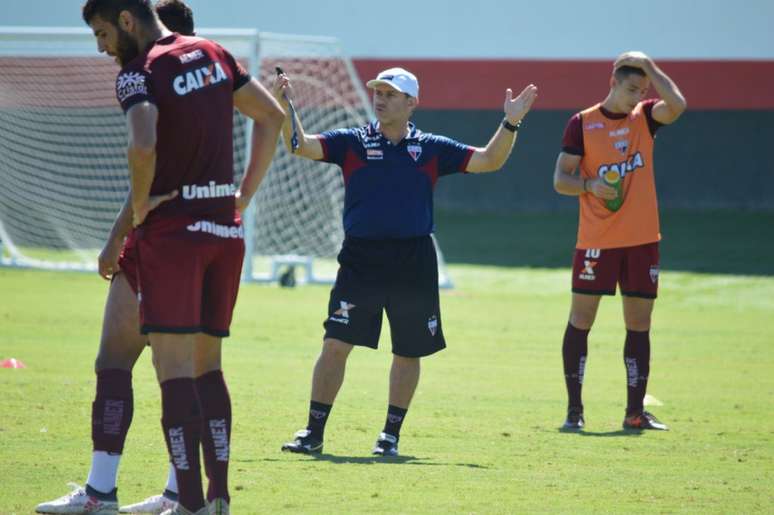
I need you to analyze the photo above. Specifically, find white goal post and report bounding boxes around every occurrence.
[0,27,453,287]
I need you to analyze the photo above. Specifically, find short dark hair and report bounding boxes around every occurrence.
[155,0,195,36]
[614,65,647,82]
[82,0,155,26]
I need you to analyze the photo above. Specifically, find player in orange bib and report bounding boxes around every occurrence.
[553,51,686,431]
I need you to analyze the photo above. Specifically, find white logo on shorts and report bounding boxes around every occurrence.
[329,301,355,324]
[579,260,597,281]
[649,265,659,284]
[427,315,438,336]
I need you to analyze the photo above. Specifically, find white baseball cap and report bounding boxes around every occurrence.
[366,67,419,98]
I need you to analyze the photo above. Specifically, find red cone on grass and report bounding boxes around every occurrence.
[1,358,26,368]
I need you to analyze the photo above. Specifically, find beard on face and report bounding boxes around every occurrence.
[115,26,140,66]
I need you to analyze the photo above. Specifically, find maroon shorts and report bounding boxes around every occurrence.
[116,229,139,294]
[135,217,245,337]
[571,242,660,298]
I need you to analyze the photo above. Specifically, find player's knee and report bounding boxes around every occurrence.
[321,338,353,361]
[625,316,652,331]
[569,312,595,330]
[94,347,138,372]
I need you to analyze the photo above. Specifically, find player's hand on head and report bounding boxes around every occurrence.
[97,239,122,280]
[614,51,652,70]
[504,84,538,124]
[588,178,618,200]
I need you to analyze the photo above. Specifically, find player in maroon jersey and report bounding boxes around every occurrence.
[36,2,284,515]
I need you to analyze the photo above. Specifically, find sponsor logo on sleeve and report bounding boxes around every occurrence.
[116,72,148,103]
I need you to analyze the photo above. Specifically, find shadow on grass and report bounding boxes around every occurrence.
[263,454,489,468]
[558,427,645,437]
[434,209,774,276]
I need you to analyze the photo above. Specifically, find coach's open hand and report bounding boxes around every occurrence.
[504,84,538,124]
[132,190,178,227]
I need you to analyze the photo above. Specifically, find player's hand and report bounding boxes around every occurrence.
[504,84,538,125]
[235,189,249,214]
[132,190,178,227]
[614,51,653,72]
[272,73,294,108]
[97,238,122,280]
[587,178,618,200]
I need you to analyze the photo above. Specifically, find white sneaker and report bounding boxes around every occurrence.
[36,483,118,514]
[119,493,177,514]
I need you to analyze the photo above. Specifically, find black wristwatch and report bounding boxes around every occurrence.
[502,118,521,132]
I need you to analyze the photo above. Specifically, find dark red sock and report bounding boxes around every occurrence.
[562,323,589,411]
[624,330,651,416]
[92,369,133,453]
[195,370,231,503]
[161,378,205,512]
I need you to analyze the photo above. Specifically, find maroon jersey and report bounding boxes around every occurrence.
[115,34,250,224]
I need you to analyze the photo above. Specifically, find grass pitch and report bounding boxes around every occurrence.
[1,266,772,513]
[1,210,773,513]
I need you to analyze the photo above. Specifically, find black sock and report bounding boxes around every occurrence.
[383,405,408,439]
[85,484,117,501]
[562,323,589,412]
[306,401,332,439]
[624,329,651,416]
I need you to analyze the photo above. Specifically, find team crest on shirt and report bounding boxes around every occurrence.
[614,139,630,155]
[579,260,597,281]
[407,144,422,162]
[649,265,659,284]
[427,315,438,336]
[116,72,148,102]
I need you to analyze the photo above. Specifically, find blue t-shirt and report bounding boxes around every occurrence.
[318,121,474,239]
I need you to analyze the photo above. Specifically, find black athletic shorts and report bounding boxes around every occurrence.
[323,235,445,358]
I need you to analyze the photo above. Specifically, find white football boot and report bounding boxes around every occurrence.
[36,483,118,514]
[119,493,177,514]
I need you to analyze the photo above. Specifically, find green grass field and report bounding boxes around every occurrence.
[1,211,773,513]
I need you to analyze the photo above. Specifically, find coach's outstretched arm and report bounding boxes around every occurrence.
[234,78,286,212]
[465,84,538,173]
[615,51,687,125]
[271,73,325,160]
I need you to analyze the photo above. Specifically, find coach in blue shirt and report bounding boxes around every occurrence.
[275,67,537,457]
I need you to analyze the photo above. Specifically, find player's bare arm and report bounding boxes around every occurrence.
[271,72,324,160]
[98,196,133,280]
[233,78,285,212]
[126,102,177,226]
[615,51,687,124]
[553,151,617,200]
[466,84,538,173]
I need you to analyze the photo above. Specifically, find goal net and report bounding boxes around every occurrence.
[0,28,453,287]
